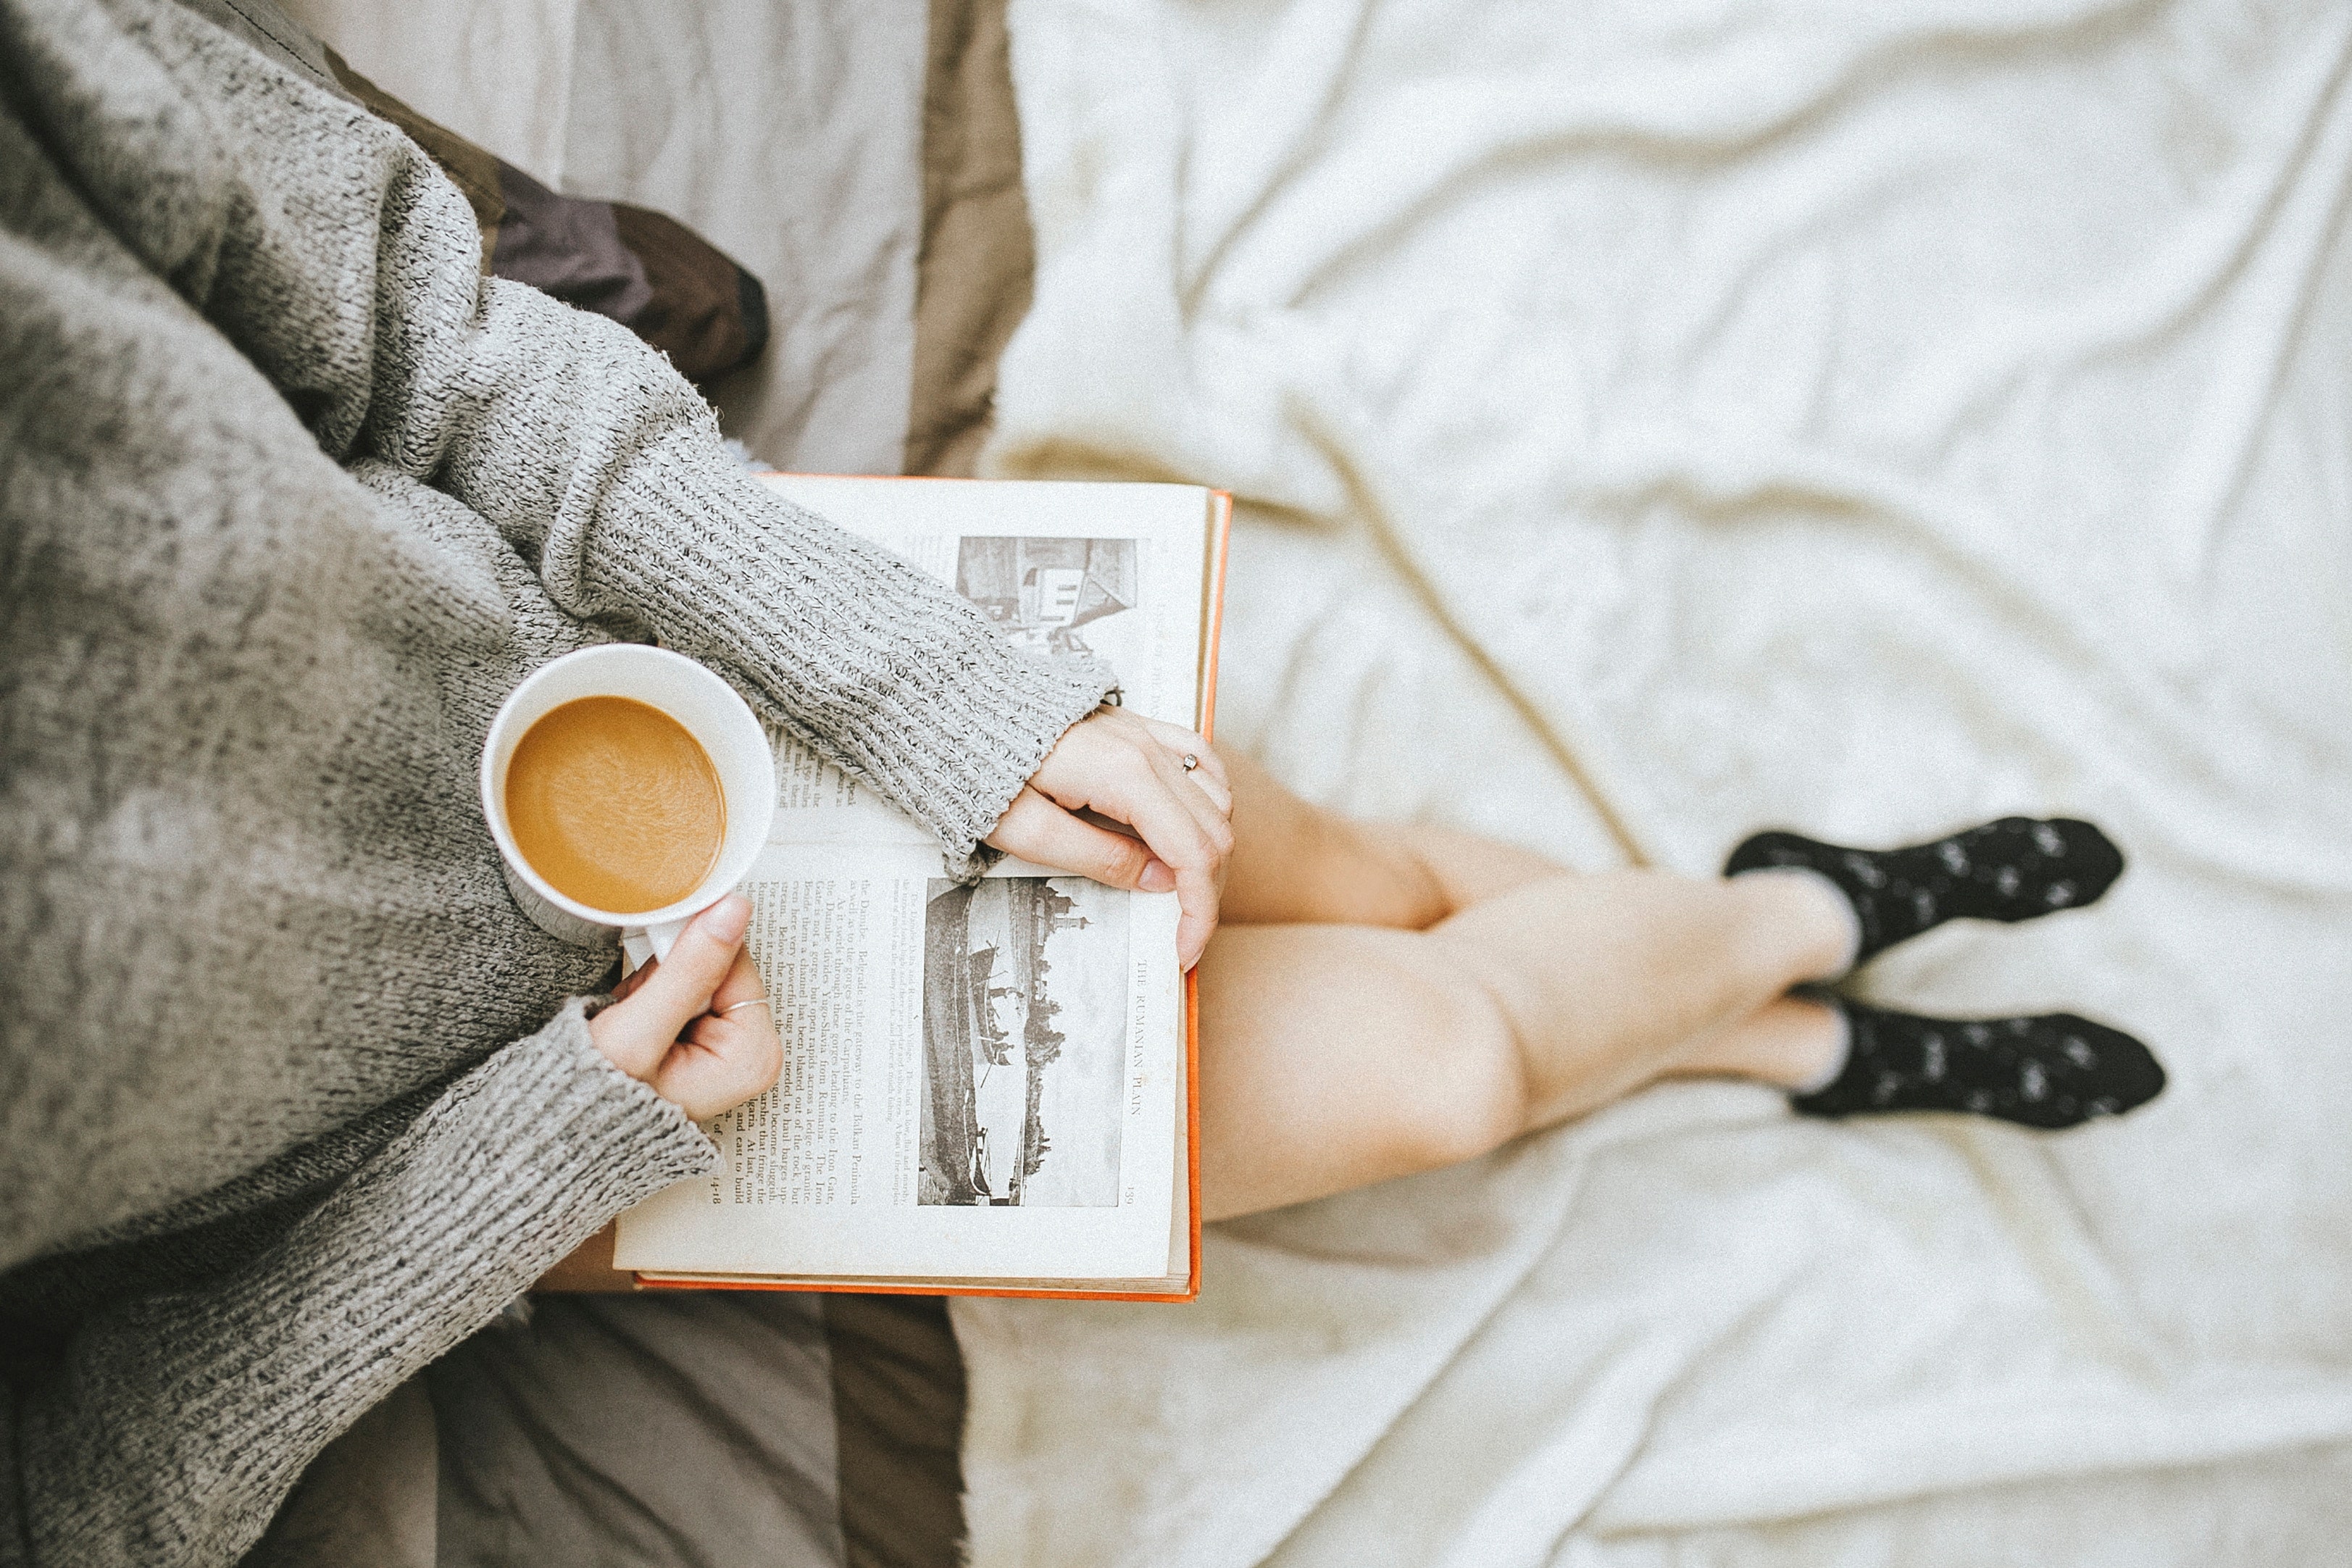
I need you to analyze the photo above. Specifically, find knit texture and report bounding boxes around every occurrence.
[20,1012,713,1566]
[0,0,1110,1561]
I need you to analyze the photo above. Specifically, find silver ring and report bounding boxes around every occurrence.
[720,997,772,1017]
[1181,754,1200,772]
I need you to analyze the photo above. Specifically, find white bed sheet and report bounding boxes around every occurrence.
[954,1,2352,1563]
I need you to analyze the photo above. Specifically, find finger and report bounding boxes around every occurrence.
[1134,717,1224,779]
[1137,720,1230,806]
[1016,716,1230,967]
[991,787,1212,967]
[988,787,1158,888]
[636,894,751,1017]
[1048,715,1230,854]
[655,945,783,1119]
[1089,714,1233,836]
[593,896,751,1078]
[659,1008,783,1121]
[1140,736,1233,851]
[706,943,767,1014]
[1067,745,1230,969]
[1132,756,1232,970]
[1183,765,1233,817]
[1143,738,1233,822]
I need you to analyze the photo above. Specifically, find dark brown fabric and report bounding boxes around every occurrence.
[825,1293,970,1568]
[487,162,769,388]
[610,202,772,387]
[323,50,767,385]
[904,0,1037,478]
[242,1383,435,1568]
[320,48,504,252]
[488,162,656,324]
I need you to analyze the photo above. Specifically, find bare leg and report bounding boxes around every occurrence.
[1198,867,1851,1219]
[1220,751,1562,928]
[1663,996,1849,1089]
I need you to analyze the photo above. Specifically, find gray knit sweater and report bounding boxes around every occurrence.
[0,1,1111,1561]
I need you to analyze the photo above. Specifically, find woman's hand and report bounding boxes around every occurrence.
[587,895,781,1120]
[986,706,1234,969]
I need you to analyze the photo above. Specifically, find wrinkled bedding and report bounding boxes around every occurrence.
[954,0,2352,1563]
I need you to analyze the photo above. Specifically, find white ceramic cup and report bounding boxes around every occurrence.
[480,644,776,963]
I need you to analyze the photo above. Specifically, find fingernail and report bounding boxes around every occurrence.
[702,894,751,942]
[1140,859,1177,893]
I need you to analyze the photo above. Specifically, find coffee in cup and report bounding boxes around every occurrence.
[504,695,726,915]
[480,644,777,956]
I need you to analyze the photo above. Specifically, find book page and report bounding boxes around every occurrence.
[615,841,1184,1280]
[618,479,1209,1282]
[762,475,1208,725]
[753,477,1214,843]
[762,726,935,846]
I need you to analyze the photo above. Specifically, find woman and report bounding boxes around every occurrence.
[0,0,2159,1561]
[0,0,1222,1561]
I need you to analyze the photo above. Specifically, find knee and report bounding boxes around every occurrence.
[1376,971,1530,1175]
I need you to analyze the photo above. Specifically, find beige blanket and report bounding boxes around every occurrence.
[956,0,2352,1561]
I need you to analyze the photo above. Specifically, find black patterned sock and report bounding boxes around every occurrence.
[1793,1000,2165,1129]
[1725,817,2124,966]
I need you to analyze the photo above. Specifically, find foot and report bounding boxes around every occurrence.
[1725,817,2124,967]
[1792,999,2165,1130]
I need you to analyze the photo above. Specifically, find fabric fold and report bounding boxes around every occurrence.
[13,1006,712,1566]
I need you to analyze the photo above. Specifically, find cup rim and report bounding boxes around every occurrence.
[479,644,775,931]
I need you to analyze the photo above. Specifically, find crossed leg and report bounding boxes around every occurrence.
[1196,756,1851,1219]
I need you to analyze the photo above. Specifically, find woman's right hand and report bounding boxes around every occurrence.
[588,894,781,1121]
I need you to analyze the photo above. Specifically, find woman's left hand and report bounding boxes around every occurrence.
[986,706,1233,969]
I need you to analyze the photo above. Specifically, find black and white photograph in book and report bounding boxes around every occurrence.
[955,536,1140,662]
[917,877,1130,1207]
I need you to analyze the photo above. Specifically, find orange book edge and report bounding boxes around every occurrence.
[632,480,1233,1304]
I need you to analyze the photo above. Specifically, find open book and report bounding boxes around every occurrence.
[614,475,1230,1300]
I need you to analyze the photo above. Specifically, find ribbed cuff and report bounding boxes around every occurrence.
[18,1004,712,1566]
[589,451,1116,873]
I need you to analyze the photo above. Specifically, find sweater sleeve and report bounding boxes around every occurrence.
[0,1006,714,1568]
[117,0,1114,870]
[410,276,1116,870]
